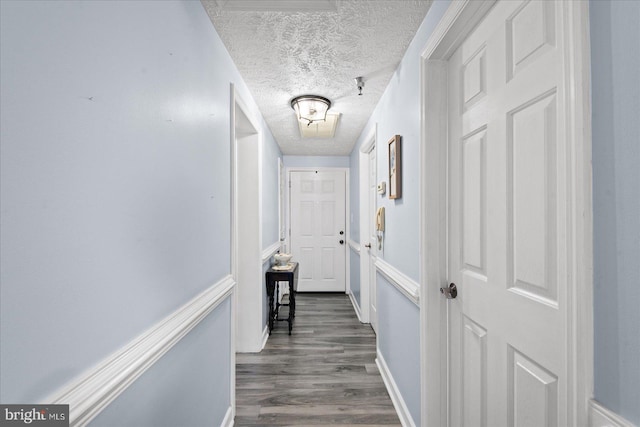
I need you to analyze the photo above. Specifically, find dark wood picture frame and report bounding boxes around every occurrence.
[388,135,401,199]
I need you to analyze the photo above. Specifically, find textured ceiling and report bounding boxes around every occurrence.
[202,0,432,156]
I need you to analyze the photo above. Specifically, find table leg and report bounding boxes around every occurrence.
[288,279,294,335]
[267,279,275,335]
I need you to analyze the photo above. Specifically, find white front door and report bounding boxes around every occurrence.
[447,1,568,426]
[290,170,346,292]
[368,148,378,332]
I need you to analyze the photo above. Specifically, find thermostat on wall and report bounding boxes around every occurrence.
[377,181,386,195]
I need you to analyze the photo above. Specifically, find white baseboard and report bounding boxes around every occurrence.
[44,276,235,427]
[590,400,635,427]
[376,350,416,427]
[348,291,364,323]
[221,405,234,427]
[261,325,269,350]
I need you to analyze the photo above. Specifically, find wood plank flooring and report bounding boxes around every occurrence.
[235,293,401,426]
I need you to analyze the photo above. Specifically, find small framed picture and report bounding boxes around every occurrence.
[388,135,401,199]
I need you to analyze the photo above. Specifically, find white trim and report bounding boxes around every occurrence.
[376,350,416,427]
[348,239,360,254]
[229,286,237,423]
[345,169,351,295]
[565,2,594,425]
[360,125,376,154]
[359,124,377,324]
[420,0,496,60]
[286,166,350,172]
[419,54,450,427]
[230,83,238,287]
[589,400,635,427]
[348,290,364,323]
[375,258,419,305]
[418,1,594,426]
[44,276,235,426]
[261,325,269,350]
[278,157,286,250]
[261,241,281,263]
[221,405,234,427]
[286,167,350,293]
[232,86,264,353]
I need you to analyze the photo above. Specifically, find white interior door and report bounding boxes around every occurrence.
[290,170,346,292]
[447,1,568,426]
[368,149,378,332]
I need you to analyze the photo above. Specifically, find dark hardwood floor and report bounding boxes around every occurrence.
[235,293,401,426]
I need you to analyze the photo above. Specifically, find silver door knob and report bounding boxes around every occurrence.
[440,283,457,299]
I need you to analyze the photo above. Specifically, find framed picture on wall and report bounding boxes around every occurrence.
[388,135,402,199]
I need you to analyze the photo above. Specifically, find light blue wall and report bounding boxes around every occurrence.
[590,1,640,424]
[91,298,231,427]
[0,1,273,424]
[348,2,450,423]
[262,131,282,248]
[349,154,360,241]
[377,274,421,424]
[350,0,451,282]
[349,248,361,310]
[283,155,350,168]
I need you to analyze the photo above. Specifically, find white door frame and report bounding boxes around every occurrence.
[231,84,264,354]
[278,157,286,251]
[358,124,377,323]
[285,167,349,292]
[418,1,593,426]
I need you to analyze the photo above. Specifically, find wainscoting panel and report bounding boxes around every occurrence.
[45,276,235,426]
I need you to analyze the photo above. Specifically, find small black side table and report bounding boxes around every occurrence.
[266,262,299,335]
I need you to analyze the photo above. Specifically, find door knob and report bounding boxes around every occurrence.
[364,243,372,248]
[339,230,344,235]
[440,283,457,299]
[339,240,344,245]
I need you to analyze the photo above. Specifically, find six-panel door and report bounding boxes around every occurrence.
[447,1,568,426]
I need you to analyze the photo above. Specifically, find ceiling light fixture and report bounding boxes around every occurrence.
[290,95,331,127]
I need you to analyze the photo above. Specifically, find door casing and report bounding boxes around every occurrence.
[359,125,377,323]
[285,167,349,293]
[231,85,263,355]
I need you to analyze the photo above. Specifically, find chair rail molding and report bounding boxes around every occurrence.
[348,239,360,254]
[44,276,235,426]
[375,258,419,305]
[262,241,281,263]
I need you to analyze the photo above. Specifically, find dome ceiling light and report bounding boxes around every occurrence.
[290,95,332,127]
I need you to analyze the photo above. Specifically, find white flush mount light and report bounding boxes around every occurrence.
[290,95,332,127]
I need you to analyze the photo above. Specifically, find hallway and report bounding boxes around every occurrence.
[235,293,400,426]
[1,1,638,426]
